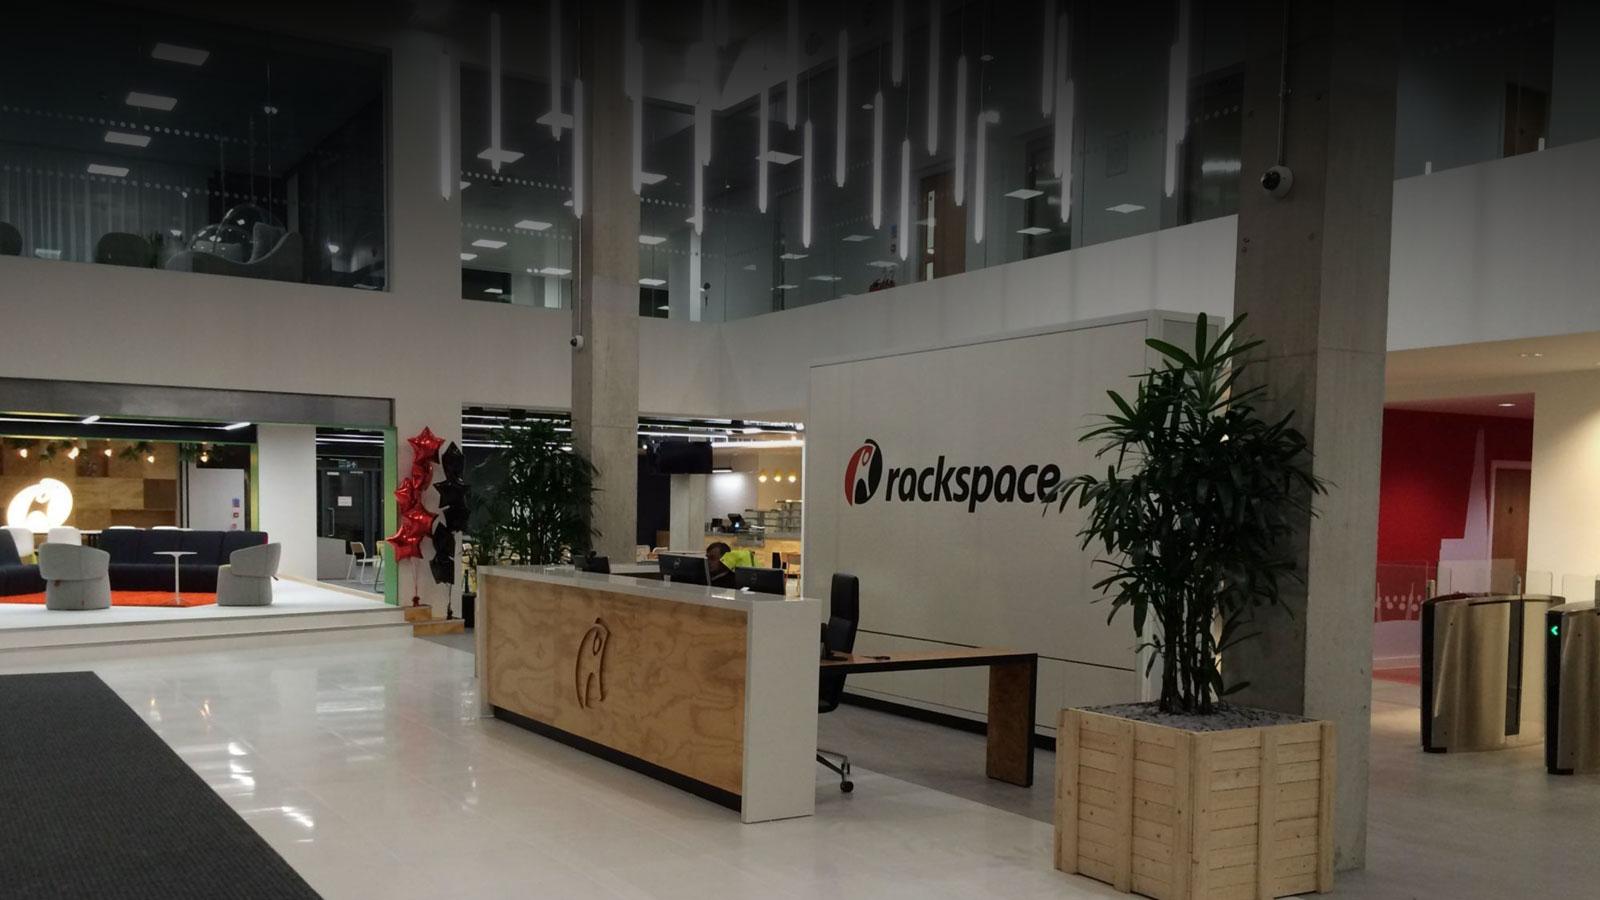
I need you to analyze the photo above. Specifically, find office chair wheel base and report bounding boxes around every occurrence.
[840,780,853,793]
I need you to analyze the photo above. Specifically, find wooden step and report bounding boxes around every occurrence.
[412,617,465,636]
[402,605,434,623]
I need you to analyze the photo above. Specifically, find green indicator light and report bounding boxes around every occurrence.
[1551,624,1560,637]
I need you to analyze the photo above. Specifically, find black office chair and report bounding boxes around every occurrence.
[818,573,860,792]
[582,554,610,574]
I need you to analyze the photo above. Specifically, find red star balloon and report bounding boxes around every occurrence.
[394,477,420,512]
[407,427,444,466]
[384,526,424,560]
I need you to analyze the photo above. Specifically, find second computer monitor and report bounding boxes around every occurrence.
[734,566,786,596]
[658,552,709,586]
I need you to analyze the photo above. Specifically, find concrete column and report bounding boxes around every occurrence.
[256,425,317,580]
[386,35,465,616]
[571,0,640,563]
[670,474,708,551]
[1224,1,1399,871]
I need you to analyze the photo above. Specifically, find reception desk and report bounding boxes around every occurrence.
[475,566,821,823]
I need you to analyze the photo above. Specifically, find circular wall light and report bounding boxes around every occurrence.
[6,478,74,531]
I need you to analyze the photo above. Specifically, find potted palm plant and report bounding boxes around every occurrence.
[1047,314,1335,900]
[462,420,597,626]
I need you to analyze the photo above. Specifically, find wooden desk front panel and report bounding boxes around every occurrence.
[484,575,749,795]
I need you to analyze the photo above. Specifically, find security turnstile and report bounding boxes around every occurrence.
[1546,601,1600,774]
[1421,593,1563,753]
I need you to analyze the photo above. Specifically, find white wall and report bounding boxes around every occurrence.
[256,424,317,579]
[805,315,1176,732]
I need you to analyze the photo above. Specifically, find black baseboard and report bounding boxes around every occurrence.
[840,692,1057,752]
[492,706,741,812]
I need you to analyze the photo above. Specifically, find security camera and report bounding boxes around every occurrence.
[1260,165,1294,199]
[570,334,585,351]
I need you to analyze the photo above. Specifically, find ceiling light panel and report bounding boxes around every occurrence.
[103,131,151,148]
[151,43,209,66]
[125,92,177,111]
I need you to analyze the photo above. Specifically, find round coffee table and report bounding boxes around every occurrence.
[154,550,196,605]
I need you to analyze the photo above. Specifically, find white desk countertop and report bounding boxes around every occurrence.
[477,565,816,613]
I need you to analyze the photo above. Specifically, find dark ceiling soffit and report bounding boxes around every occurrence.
[0,378,393,429]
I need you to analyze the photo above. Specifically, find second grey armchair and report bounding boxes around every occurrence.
[216,542,282,607]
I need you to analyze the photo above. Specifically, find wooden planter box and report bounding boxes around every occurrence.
[1054,708,1335,900]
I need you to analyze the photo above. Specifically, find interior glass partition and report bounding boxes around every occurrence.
[0,4,388,288]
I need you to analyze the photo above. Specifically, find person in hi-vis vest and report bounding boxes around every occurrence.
[705,542,756,588]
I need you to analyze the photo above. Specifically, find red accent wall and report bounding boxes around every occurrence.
[1377,409,1533,566]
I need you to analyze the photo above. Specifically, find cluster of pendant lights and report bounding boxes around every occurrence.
[449,0,1192,255]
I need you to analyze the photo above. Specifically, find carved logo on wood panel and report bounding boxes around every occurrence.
[575,617,610,709]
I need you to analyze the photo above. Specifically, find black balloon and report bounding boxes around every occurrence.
[441,442,466,480]
[443,503,471,532]
[431,523,455,558]
[429,554,456,585]
[434,478,469,510]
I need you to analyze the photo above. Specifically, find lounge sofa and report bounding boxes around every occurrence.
[0,531,46,596]
[97,529,269,593]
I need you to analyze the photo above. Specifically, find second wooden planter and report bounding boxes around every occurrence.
[1054,707,1336,900]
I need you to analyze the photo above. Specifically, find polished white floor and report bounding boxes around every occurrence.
[0,636,1121,900]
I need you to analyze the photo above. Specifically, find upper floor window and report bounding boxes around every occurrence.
[0,4,387,289]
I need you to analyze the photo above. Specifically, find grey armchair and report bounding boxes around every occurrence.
[216,542,281,606]
[95,232,154,267]
[39,544,113,610]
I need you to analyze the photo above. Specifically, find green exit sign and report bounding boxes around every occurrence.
[1551,624,1560,637]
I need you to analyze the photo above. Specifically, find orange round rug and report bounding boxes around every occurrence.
[0,592,217,608]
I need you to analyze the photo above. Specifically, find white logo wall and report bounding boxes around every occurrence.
[805,315,1188,731]
[6,478,73,531]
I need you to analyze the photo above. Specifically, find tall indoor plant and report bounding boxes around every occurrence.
[1047,314,1336,900]
[466,420,598,569]
[1049,313,1324,713]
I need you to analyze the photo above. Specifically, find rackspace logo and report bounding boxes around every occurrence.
[843,439,1063,513]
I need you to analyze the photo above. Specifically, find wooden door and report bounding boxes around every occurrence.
[1491,467,1532,582]
[917,170,965,282]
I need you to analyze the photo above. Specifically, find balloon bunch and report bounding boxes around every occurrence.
[429,442,470,586]
[385,427,444,605]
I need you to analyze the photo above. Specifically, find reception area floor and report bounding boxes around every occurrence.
[0,634,1595,899]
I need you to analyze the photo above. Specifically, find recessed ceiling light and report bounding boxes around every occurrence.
[1200,158,1243,175]
[1005,188,1043,200]
[476,147,524,165]
[639,277,667,286]
[151,43,208,66]
[776,283,798,290]
[103,131,151,148]
[639,171,667,185]
[758,150,802,165]
[743,264,757,271]
[809,274,841,282]
[125,91,177,111]
[1017,226,1051,236]
[33,248,61,259]
[842,234,872,242]
[564,199,575,207]
[638,234,667,245]
[861,102,874,110]
[460,180,471,190]
[980,53,995,62]
[867,260,897,268]
[536,111,575,129]
[222,422,252,431]
[779,252,808,260]
[538,266,571,276]
[514,220,553,231]
[1106,203,1146,214]
[460,252,478,261]
[81,415,101,425]
[87,163,129,177]
[484,287,504,294]
[1519,352,1544,358]
[471,238,507,249]
[326,242,341,254]
[169,228,182,237]
[1498,402,1516,407]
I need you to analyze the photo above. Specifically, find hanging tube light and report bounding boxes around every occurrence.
[954,54,967,205]
[872,91,884,228]
[926,0,941,155]
[836,31,849,187]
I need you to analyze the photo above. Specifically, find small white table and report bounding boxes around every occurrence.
[154,551,196,605]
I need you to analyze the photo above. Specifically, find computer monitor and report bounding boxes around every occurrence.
[581,554,610,575]
[726,513,745,533]
[734,566,786,596]
[657,552,708,586]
